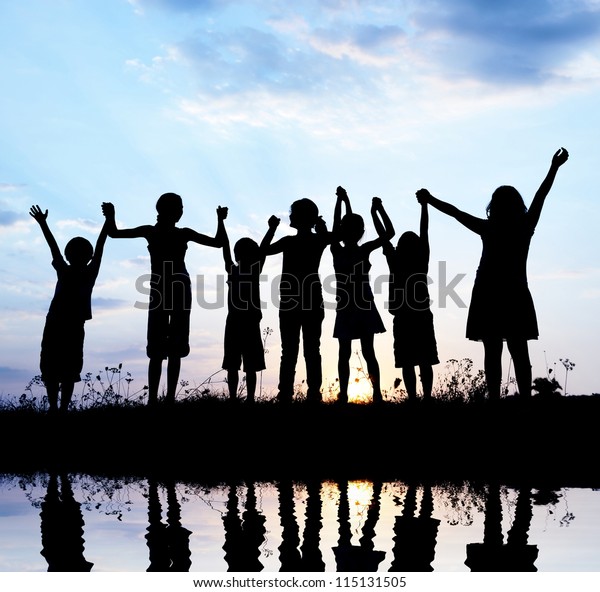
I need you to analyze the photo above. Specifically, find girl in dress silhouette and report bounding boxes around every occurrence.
[416,147,569,399]
[330,188,393,404]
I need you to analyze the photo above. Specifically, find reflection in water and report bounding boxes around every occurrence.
[465,483,538,572]
[146,478,192,571]
[389,483,440,571]
[12,473,583,571]
[300,479,325,571]
[222,481,267,571]
[332,480,386,571]
[39,472,94,572]
[277,479,303,571]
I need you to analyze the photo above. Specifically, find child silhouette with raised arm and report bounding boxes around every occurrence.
[374,198,439,400]
[331,188,393,404]
[263,198,333,404]
[220,209,280,403]
[416,147,569,399]
[29,204,109,414]
[101,194,225,405]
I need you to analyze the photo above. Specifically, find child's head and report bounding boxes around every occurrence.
[289,198,319,230]
[396,230,426,269]
[486,185,527,223]
[339,213,365,244]
[156,192,184,224]
[64,237,94,267]
[234,237,260,265]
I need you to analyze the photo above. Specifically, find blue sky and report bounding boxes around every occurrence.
[1,0,599,400]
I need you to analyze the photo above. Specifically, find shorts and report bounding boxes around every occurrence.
[221,314,266,372]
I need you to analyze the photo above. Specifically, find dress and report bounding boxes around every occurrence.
[331,243,386,340]
[383,242,439,368]
[465,218,538,341]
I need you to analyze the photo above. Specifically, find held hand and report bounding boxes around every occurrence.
[416,188,431,204]
[336,186,348,201]
[268,215,280,229]
[552,147,569,168]
[29,205,48,224]
[371,196,382,210]
[101,202,115,219]
[217,205,228,220]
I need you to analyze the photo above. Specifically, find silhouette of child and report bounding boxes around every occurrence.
[264,198,333,403]
[416,147,569,399]
[331,188,393,404]
[29,204,109,414]
[220,209,280,402]
[375,199,439,400]
[101,195,225,405]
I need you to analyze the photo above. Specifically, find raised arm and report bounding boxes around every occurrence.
[29,205,62,261]
[333,186,352,234]
[527,147,569,228]
[101,202,151,239]
[218,207,233,272]
[416,189,485,235]
[260,215,280,252]
[185,205,228,247]
[89,216,110,274]
[419,201,430,262]
[371,197,395,241]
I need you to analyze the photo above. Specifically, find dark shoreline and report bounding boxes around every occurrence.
[2,395,598,488]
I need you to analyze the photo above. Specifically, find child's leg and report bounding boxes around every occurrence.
[166,356,181,403]
[302,309,324,403]
[360,335,382,402]
[337,338,352,403]
[227,369,239,400]
[277,311,302,402]
[148,357,163,405]
[245,371,257,403]
[402,366,417,400]
[45,380,60,413]
[59,381,75,412]
[507,338,532,397]
[482,338,503,400]
[419,365,434,399]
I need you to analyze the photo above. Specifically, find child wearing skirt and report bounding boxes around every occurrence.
[375,199,439,400]
[331,187,394,404]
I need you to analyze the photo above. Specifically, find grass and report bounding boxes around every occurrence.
[1,358,598,486]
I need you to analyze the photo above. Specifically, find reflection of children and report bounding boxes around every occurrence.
[264,198,333,403]
[331,188,393,404]
[29,205,108,414]
[220,209,280,402]
[376,199,439,400]
[417,147,569,399]
[102,195,225,405]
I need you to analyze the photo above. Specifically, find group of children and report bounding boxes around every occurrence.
[30,147,568,412]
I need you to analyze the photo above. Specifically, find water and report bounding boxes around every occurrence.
[0,473,598,572]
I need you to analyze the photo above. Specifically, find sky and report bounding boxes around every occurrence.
[1,0,599,402]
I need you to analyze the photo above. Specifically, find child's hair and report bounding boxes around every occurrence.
[64,237,94,265]
[234,237,260,264]
[396,231,425,271]
[156,192,183,223]
[289,198,319,229]
[339,213,365,244]
[486,185,527,222]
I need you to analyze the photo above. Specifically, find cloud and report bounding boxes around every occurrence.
[91,297,131,310]
[411,0,600,84]
[56,218,103,232]
[0,209,25,226]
